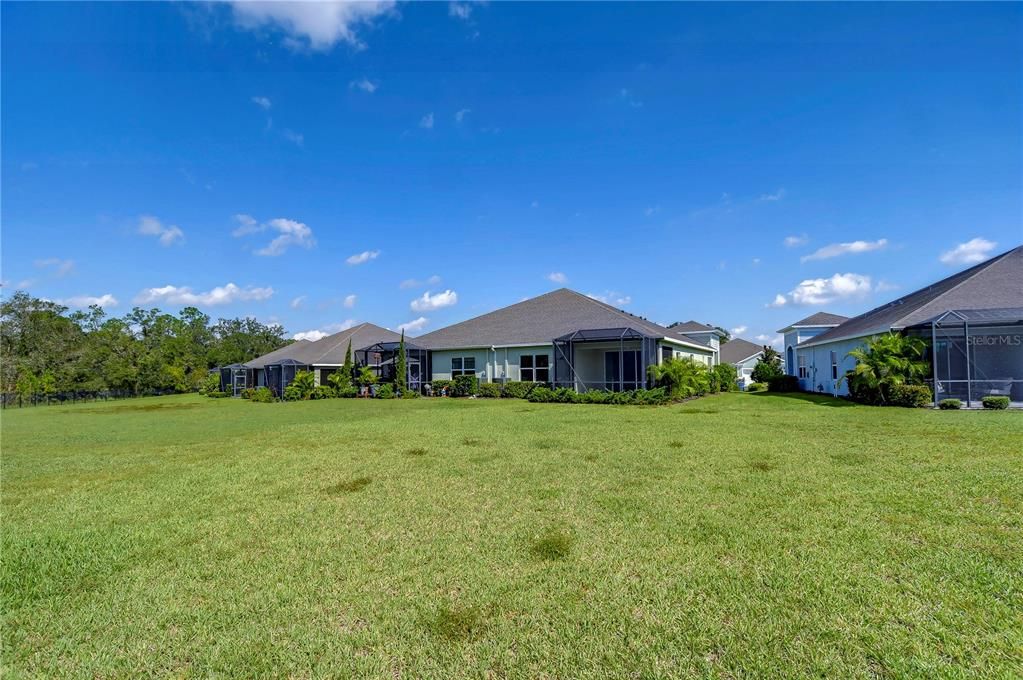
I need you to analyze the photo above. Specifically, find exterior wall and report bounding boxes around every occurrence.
[571,340,643,390]
[733,354,761,390]
[429,345,552,383]
[784,327,835,376]
[658,340,714,365]
[794,336,867,395]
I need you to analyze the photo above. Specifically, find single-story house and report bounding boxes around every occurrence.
[230,323,401,396]
[783,245,1023,407]
[719,338,772,390]
[415,288,716,391]
[665,321,727,364]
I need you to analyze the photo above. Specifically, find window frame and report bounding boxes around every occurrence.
[830,351,838,380]
[451,356,476,377]
[797,353,808,379]
[519,353,550,383]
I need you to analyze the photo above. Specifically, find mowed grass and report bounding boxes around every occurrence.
[2,393,1021,678]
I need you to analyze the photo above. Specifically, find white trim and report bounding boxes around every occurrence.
[798,328,888,349]
[660,336,716,352]
[776,323,843,333]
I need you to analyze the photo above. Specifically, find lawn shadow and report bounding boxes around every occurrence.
[425,604,487,642]
[324,477,372,494]
[749,391,856,407]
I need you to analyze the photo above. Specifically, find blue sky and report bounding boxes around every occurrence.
[2,2,1020,344]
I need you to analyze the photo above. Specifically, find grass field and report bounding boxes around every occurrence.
[2,392,1021,678]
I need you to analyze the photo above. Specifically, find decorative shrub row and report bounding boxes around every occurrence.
[767,375,800,392]
[887,384,933,408]
[430,379,540,399]
[938,398,962,410]
[982,395,1010,410]
[527,386,672,405]
[747,382,768,392]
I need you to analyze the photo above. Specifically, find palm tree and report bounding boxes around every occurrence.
[843,333,928,404]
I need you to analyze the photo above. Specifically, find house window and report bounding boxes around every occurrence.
[520,354,550,383]
[798,354,808,379]
[830,351,838,380]
[661,346,672,363]
[451,356,476,377]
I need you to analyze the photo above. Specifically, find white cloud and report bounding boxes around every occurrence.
[587,291,632,307]
[281,128,304,146]
[34,258,75,278]
[59,293,118,308]
[346,250,380,265]
[410,289,458,312]
[755,333,784,349]
[343,294,357,309]
[290,295,306,309]
[939,238,997,266]
[784,234,808,248]
[619,88,643,108]
[419,112,434,129]
[530,200,539,208]
[644,205,660,217]
[449,2,476,20]
[397,316,429,334]
[769,273,873,307]
[731,325,747,336]
[228,1,395,51]
[759,188,786,202]
[138,215,184,246]
[547,272,568,284]
[752,257,761,266]
[231,213,262,237]
[801,238,888,263]
[292,319,357,342]
[255,218,315,256]
[234,214,315,256]
[455,108,471,123]
[400,275,441,289]
[251,96,271,110]
[134,283,274,306]
[349,77,378,93]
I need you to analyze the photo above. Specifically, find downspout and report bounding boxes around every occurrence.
[931,321,939,407]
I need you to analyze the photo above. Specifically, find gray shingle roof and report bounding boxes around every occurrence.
[800,245,1023,347]
[415,288,710,350]
[245,323,401,367]
[719,338,765,365]
[667,320,717,333]
[777,312,849,332]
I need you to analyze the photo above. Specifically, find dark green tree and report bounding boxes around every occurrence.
[751,346,784,384]
[394,331,407,394]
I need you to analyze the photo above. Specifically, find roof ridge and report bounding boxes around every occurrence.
[564,288,667,334]
[417,288,578,340]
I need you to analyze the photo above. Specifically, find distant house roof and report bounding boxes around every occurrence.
[800,245,1023,348]
[245,323,401,367]
[719,338,765,365]
[777,312,849,333]
[668,320,716,333]
[415,288,712,351]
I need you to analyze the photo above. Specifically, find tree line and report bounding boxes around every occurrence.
[0,292,290,396]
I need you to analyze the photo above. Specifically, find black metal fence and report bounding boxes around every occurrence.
[0,389,181,409]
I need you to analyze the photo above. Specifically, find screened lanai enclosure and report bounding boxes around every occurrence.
[908,308,1023,407]
[219,364,248,396]
[262,359,312,397]
[356,341,430,392]
[552,327,660,392]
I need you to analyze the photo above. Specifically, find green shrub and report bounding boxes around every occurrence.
[282,370,316,401]
[376,383,396,399]
[401,388,420,399]
[500,381,537,399]
[888,384,932,408]
[527,387,671,406]
[478,383,501,398]
[327,369,352,392]
[310,385,336,400]
[431,379,453,396]
[751,353,784,384]
[767,375,800,392]
[843,333,929,405]
[647,358,710,398]
[249,387,275,403]
[747,382,767,392]
[452,374,479,397]
[206,391,229,398]
[710,363,738,393]
[358,367,377,387]
[982,395,1010,410]
[938,398,962,410]
[199,372,222,396]
[336,385,358,399]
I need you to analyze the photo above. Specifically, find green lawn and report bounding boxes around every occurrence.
[2,393,1021,678]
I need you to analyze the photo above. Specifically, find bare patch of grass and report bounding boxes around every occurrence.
[749,459,776,472]
[668,440,685,449]
[404,447,428,457]
[324,477,372,494]
[461,437,482,447]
